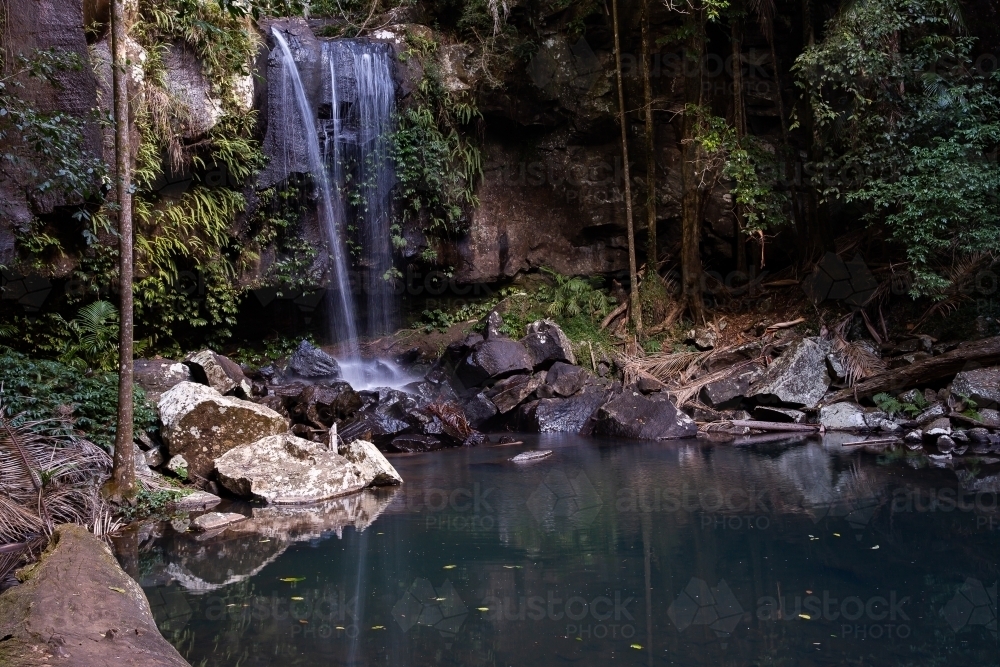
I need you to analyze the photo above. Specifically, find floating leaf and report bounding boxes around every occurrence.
[477,607,489,612]
[291,596,304,601]
[443,565,457,570]
[280,577,307,582]
[630,644,643,650]
[799,614,811,620]
[372,625,385,630]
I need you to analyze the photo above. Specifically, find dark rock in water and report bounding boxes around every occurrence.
[593,391,698,440]
[339,412,411,446]
[293,383,362,427]
[461,391,499,428]
[455,337,533,389]
[387,433,444,452]
[914,402,948,425]
[404,377,460,404]
[487,373,545,413]
[520,319,576,368]
[288,340,342,379]
[134,359,193,405]
[0,525,189,667]
[432,334,484,381]
[463,432,489,447]
[968,427,990,443]
[544,362,590,397]
[517,385,608,434]
[185,349,252,397]
[936,434,956,454]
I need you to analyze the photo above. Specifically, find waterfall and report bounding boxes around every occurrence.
[271,29,409,388]
[271,28,360,361]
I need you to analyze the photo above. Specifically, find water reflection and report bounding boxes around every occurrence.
[140,435,999,666]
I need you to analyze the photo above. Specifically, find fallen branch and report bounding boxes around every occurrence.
[729,420,821,433]
[825,335,1000,403]
[765,318,805,332]
[600,302,629,330]
[841,437,900,447]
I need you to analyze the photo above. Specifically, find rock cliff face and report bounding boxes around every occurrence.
[0,0,104,265]
[1,1,784,310]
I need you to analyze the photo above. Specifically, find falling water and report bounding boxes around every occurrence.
[350,42,397,337]
[271,28,360,361]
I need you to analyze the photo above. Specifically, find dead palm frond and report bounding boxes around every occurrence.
[831,335,886,387]
[0,401,112,545]
[913,252,994,330]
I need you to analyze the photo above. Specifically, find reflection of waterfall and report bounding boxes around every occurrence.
[272,29,360,361]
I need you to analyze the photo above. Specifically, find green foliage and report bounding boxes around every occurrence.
[0,48,107,203]
[685,104,788,234]
[536,268,612,321]
[873,391,928,417]
[391,32,482,249]
[118,487,186,521]
[794,0,1000,296]
[0,347,157,452]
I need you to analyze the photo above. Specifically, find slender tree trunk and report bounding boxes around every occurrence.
[612,0,641,331]
[680,15,706,323]
[640,0,657,268]
[731,18,748,274]
[109,0,135,500]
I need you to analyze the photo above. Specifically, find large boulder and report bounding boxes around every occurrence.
[133,359,192,405]
[592,391,698,440]
[159,382,289,480]
[486,373,544,413]
[338,439,403,486]
[701,363,764,407]
[749,338,831,408]
[215,434,367,504]
[184,349,251,397]
[952,366,1000,408]
[287,340,342,379]
[539,361,590,398]
[520,319,576,368]
[455,337,534,389]
[517,385,608,433]
[818,402,868,430]
[0,525,190,667]
[460,391,499,428]
[291,383,362,427]
[162,42,224,138]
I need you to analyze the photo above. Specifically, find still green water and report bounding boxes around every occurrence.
[140,434,999,666]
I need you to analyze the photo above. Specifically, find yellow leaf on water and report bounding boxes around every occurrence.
[630,644,643,650]
[298,620,308,625]
[291,597,304,601]
[443,565,457,570]
[477,607,489,612]
[108,587,126,594]
[372,625,385,630]
[799,614,811,620]
[280,577,306,582]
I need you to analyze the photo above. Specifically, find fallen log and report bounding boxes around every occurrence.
[825,335,1000,404]
[729,420,821,433]
[841,437,901,447]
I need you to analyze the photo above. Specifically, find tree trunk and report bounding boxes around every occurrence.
[640,0,657,268]
[680,15,706,323]
[730,18,748,274]
[109,0,135,500]
[612,0,642,331]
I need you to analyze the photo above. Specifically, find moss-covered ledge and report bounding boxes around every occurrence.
[0,525,189,667]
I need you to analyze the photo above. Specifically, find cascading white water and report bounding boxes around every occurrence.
[272,28,360,362]
[272,29,413,389]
